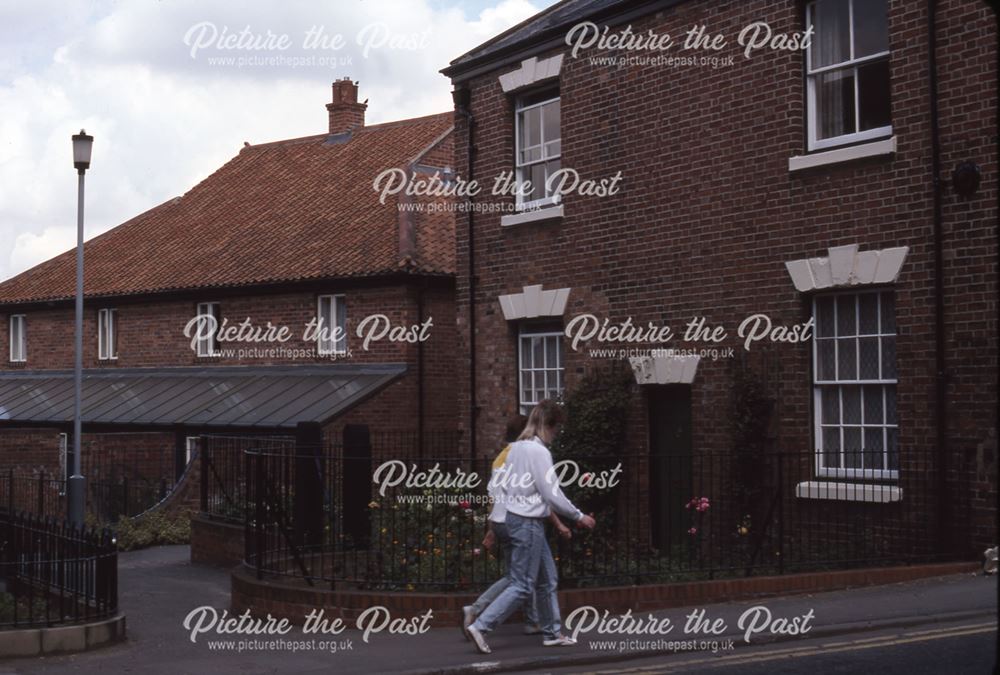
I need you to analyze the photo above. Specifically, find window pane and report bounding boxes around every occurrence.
[836,295,856,336]
[859,294,879,334]
[842,385,861,424]
[881,337,897,379]
[542,99,560,145]
[880,292,896,334]
[858,60,891,131]
[843,427,862,467]
[815,69,856,139]
[544,159,561,197]
[859,337,880,379]
[544,140,561,158]
[821,387,840,423]
[521,371,531,398]
[523,106,540,148]
[885,387,897,424]
[532,337,544,369]
[818,339,836,380]
[318,299,332,352]
[520,147,541,164]
[545,337,557,369]
[10,317,22,361]
[335,297,347,352]
[837,338,857,380]
[530,163,547,201]
[811,0,851,68]
[99,313,108,358]
[822,427,841,468]
[520,340,530,368]
[864,428,885,469]
[863,385,884,424]
[853,0,889,58]
[816,297,836,337]
[109,311,116,358]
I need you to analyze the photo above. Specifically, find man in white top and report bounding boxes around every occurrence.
[467,400,596,654]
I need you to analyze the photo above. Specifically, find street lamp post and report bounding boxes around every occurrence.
[68,129,93,529]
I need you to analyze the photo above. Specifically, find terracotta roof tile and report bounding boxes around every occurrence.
[0,112,455,305]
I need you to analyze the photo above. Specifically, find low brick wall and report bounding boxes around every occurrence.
[230,561,979,628]
[0,614,126,657]
[190,514,244,567]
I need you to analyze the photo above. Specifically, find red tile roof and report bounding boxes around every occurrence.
[0,112,455,305]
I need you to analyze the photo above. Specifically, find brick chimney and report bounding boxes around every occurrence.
[326,78,367,134]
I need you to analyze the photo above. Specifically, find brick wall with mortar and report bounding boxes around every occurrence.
[0,279,460,476]
[449,0,997,551]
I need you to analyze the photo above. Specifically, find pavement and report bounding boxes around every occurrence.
[0,545,995,674]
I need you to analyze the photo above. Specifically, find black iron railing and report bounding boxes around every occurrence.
[234,444,955,591]
[0,470,172,523]
[0,509,118,629]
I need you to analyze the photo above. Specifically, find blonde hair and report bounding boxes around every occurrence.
[517,399,565,443]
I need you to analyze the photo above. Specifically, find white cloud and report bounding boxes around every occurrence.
[0,0,549,281]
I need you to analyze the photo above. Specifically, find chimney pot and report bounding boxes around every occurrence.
[327,79,367,134]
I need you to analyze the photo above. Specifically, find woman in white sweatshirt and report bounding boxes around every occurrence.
[466,400,596,654]
[462,416,572,640]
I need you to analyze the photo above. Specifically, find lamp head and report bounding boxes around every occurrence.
[72,129,93,173]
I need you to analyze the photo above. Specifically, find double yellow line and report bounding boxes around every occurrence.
[582,621,998,674]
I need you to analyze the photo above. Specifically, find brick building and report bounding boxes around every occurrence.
[0,79,457,487]
[443,0,997,556]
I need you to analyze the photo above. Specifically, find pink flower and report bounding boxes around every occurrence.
[458,499,471,510]
[473,548,482,557]
[687,527,698,536]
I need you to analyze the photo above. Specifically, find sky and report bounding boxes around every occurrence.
[0,0,559,282]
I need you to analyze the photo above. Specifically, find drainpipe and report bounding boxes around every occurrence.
[417,284,425,458]
[453,85,477,460]
[927,0,950,555]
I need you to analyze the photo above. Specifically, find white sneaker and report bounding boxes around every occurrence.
[543,634,577,647]
[462,605,476,641]
[523,623,543,635]
[467,624,492,654]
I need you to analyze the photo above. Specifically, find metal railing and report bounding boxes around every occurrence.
[0,470,172,523]
[0,509,118,629]
[231,444,956,591]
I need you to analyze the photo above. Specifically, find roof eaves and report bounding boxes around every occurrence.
[442,0,684,82]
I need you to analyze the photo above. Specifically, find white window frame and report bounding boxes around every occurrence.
[185,436,198,465]
[806,0,892,151]
[58,432,68,493]
[195,302,221,358]
[514,91,561,211]
[98,308,118,360]
[317,294,347,356]
[812,289,898,481]
[9,314,26,363]
[518,327,564,415]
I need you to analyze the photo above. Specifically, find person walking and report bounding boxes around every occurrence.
[466,400,596,654]
[462,415,572,639]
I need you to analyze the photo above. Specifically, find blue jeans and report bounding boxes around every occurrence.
[471,513,560,639]
[470,521,540,626]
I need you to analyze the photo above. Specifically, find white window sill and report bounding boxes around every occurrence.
[795,481,902,503]
[501,205,563,228]
[789,137,896,172]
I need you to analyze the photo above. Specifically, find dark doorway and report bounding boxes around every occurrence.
[342,424,372,547]
[647,384,693,550]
